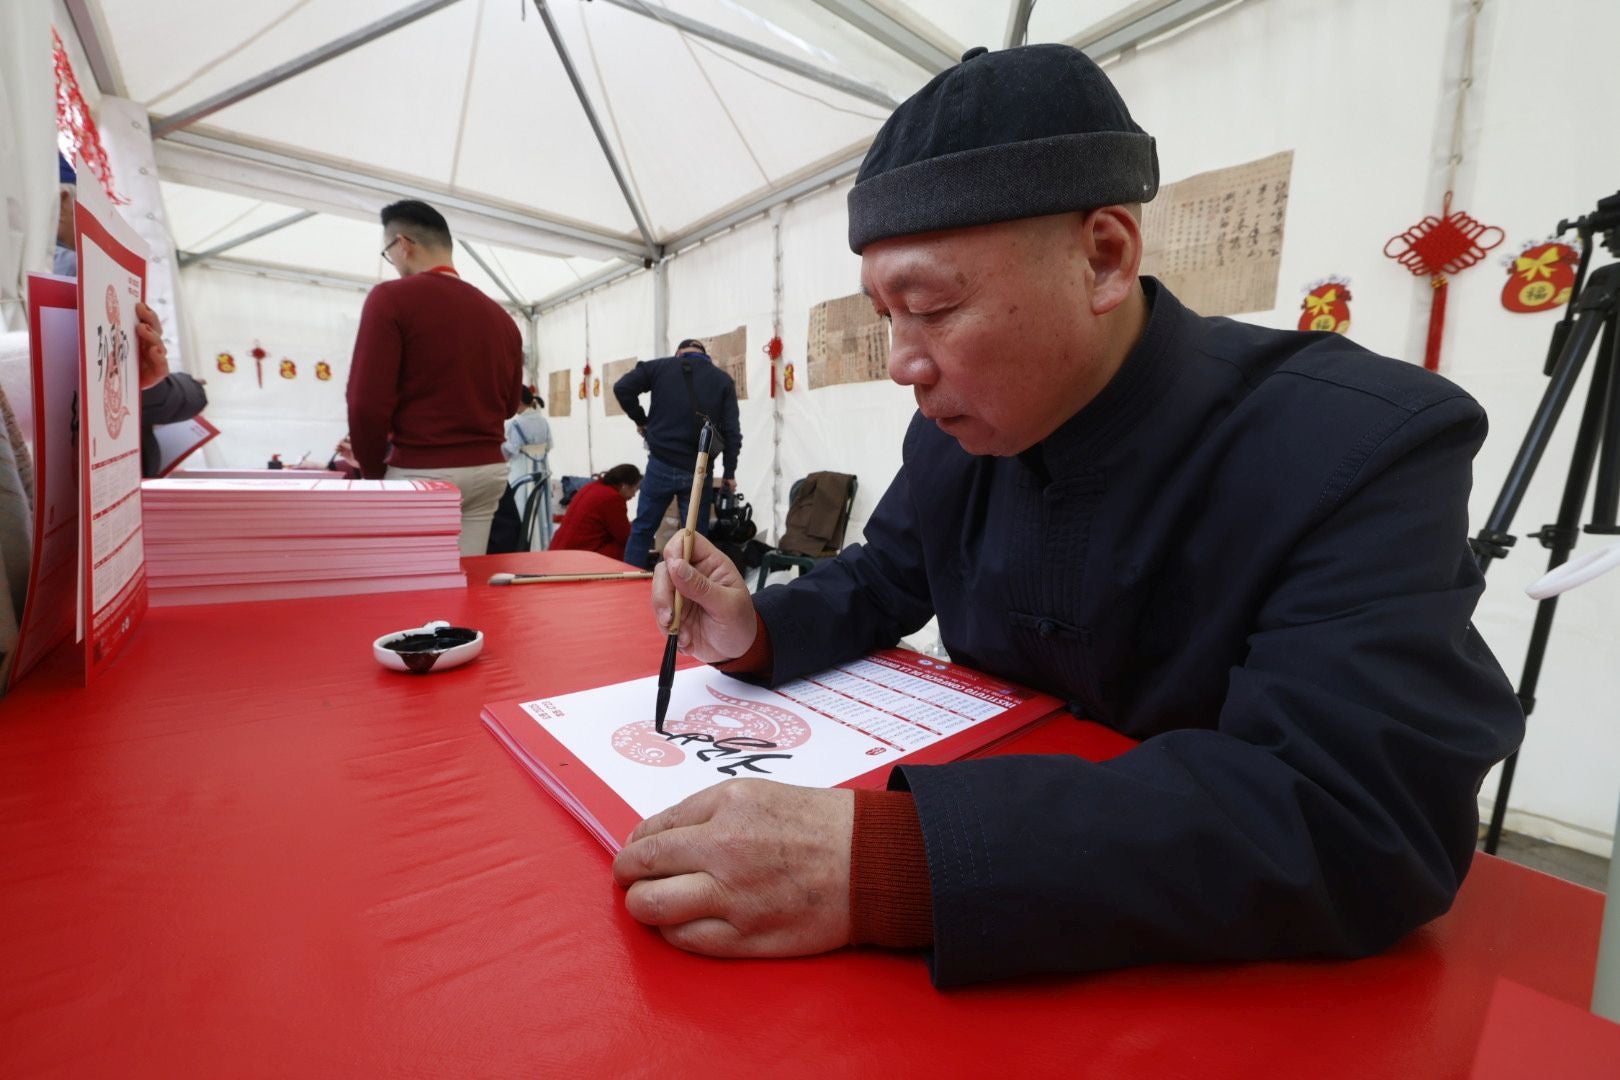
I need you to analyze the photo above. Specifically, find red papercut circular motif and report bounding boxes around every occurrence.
[102,287,130,441]
[1501,241,1578,313]
[612,685,811,768]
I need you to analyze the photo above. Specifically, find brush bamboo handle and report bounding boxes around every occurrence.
[669,449,712,636]
[499,571,652,584]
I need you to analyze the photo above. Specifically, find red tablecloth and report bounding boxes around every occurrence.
[0,552,1602,1078]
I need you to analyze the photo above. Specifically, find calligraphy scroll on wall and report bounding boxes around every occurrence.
[548,369,572,417]
[602,358,638,417]
[808,292,890,389]
[702,326,748,400]
[1140,151,1293,317]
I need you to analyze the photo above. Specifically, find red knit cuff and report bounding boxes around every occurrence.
[714,610,773,675]
[849,788,933,949]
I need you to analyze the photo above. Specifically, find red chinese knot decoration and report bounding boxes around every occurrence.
[1501,240,1579,314]
[1383,193,1504,371]
[1298,278,1352,335]
[53,29,125,205]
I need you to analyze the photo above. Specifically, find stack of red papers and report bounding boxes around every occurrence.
[142,477,467,606]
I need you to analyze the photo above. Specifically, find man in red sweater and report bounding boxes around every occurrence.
[548,464,642,563]
[346,200,523,555]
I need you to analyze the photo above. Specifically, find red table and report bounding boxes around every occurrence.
[0,552,1603,1078]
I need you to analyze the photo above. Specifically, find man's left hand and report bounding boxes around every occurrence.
[720,478,737,492]
[134,301,169,390]
[612,779,854,957]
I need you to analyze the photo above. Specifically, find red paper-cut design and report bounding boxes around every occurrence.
[53,29,125,204]
[1384,194,1504,371]
[1298,278,1352,334]
[1501,240,1579,314]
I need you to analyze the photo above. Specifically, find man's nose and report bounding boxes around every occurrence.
[887,322,938,388]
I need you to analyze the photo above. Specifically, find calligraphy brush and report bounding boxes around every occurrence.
[656,421,718,735]
[487,571,652,585]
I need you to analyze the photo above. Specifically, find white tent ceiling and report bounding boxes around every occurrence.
[60,0,1232,307]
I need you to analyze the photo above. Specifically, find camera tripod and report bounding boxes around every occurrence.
[1470,191,1620,855]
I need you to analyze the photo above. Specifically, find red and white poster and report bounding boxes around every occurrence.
[74,158,148,683]
[5,275,80,691]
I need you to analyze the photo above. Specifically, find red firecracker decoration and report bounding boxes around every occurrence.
[1298,278,1352,334]
[783,363,796,392]
[1501,239,1580,314]
[279,359,297,380]
[216,352,236,374]
[1384,193,1504,371]
[53,29,125,204]
[251,342,268,388]
[315,361,332,381]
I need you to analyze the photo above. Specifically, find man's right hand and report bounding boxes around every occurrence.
[653,530,757,662]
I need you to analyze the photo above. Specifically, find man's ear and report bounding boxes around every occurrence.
[1081,206,1143,316]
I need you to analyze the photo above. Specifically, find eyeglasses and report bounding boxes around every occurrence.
[381,234,408,264]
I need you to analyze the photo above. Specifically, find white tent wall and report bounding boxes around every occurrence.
[536,269,658,483]
[180,266,366,469]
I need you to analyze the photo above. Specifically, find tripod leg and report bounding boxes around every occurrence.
[1484,316,1619,853]
[1472,267,1620,569]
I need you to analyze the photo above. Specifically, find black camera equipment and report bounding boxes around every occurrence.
[1469,189,1620,854]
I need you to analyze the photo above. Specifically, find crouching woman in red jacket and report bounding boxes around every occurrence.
[549,464,643,564]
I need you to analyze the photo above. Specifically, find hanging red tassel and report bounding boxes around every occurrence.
[1384,193,1503,372]
[764,336,783,398]
[1423,276,1449,372]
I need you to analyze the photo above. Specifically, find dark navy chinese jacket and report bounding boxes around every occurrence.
[752,280,1523,986]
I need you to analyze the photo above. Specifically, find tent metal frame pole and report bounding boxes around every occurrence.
[182,254,529,315]
[653,259,670,357]
[532,0,660,257]
[806,0,956,74]
[177,210,316,267]
[533,260,644,315]
[459,239,527,310]
[1004,0,1037,48]
[533,144,868,313]
[665,147,866,256]
[1069,0,1241,59]
[159,129,649,260]
[62,0,127,96]
[596,0,898,110]
[151,0,467,138]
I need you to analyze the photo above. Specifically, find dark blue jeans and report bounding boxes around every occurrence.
[625,456,713,570]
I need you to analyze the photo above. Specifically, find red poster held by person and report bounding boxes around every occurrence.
[73,153,149,683]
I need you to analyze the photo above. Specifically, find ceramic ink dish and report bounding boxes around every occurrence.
[374,620,484,674]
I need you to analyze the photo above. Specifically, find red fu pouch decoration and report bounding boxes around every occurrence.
[1501,239,1580,314]
[1384,194,1504,371]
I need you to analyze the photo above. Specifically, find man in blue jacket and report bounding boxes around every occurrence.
[613,43,1524,987]
[613,339,742,569]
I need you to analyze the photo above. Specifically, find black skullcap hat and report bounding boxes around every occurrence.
[848,43,1158,253]
[676,338,706,353]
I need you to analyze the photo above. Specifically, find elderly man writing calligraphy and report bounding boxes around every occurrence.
[613,44,1523,987]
